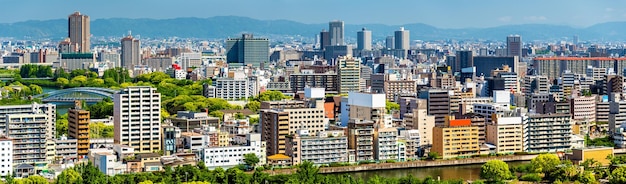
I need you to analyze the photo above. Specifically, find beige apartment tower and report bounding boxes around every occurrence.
[68,12,90,52]
[114,86,162,153]
[68,101,90,156]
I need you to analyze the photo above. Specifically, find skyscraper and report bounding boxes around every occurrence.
[319,30,330,51]
[394,27,409,50]
[114,86,161,153]
[448,50,474,73]
[329,20,344,46]
[68,12,90,53]
[357,28,372,51]
[226,34,269,67]
[573,35,579,45]
[385,36,395,49]
[507,35,522,58]
[121,34,141,69]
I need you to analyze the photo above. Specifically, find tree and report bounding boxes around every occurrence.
[244,153,260,168]
[258,91,287,101]
[249,117,259,125]
[480,160,513,182]
[209,111,224,121]
[56,77,69,88]
[29,84,43,95]
[610,166,626,184]
[294,161,320,184]
[386,101,400,113]
[56,168,83,184]
[56,116,69,138]
[245,101,261,112]
[427,152,439,160]
[235,112,246,120]
[531,154,561,174]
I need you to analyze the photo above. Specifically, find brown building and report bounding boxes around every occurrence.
[68,12,90,52]
[68,101,90,156]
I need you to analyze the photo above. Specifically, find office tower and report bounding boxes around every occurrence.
[573,35,579,45]
[507,35,522,58]
[121,34,141,69]
[324,45,352,60]
[114,86,161,153]
[473,56,519,77]
[329,20,344,46]
[289,72,338,93]
[226,34,269,67]
[337,56,361,94]
[385,36,395,49]
[319,30,330,50]
[450,50,473,73]
[0,103,55,168]
[68,11,90,52]
[394,27,410,50]
[419,89,452,125]
[357,28,372,51]
[68,101,90,157]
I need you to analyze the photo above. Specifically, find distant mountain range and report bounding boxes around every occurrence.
[2,16,626,41]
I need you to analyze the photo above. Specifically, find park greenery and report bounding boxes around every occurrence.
[477,154,626,183]
[35,161,466,184]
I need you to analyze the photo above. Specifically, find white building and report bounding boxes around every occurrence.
[376,127,398,161]
[200,134,266,169]
[114,86,161,153]
[0,138,12,177]
[0,103,55,168]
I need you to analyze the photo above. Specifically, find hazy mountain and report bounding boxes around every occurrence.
[1,16,626,41]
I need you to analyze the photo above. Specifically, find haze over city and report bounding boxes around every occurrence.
[2,0,626,28]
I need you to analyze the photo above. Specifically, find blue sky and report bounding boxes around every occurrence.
[2,0,626,28]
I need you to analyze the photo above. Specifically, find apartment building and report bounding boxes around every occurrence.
[398,130,420,159]
[337,56,361,94]
[289,71,339,94]
[370,73,417,102]
[0,103,55,169]
[524,113,572,152]
[68,103,90,156]
[260,88,328,156]
[347,119,375,162]
[570,94,596,122]
[402,107,435,147]
[114,86,161,153]
[0,137,12,177]
[51,137,78,161]
[341,92,386,127]
[168,111,220,132]
[486,116,523,154]
[432,119,480,159]
[200,134,266,169]
[286,130,348,165]
[375,127,398,161]
[419,89,452,125]
[609,100,626,133]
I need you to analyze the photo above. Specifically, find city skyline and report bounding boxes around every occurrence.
[2,0,626,28]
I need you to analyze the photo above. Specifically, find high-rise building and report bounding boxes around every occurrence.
[226,34,269,67]
[68,101,90,157]
[357,28,372,51]
[573,35,579,45]
[121,34,141,69]
[0,103,55,168]
[394,27,410,50]
[385,36,395,49]
[68,12,90,52]
[419,89,452,125]
[319,30,330,50]
[449,50,473,73]
[507,35,522,58]
[337,56,361,94]
[329,20,344,46]
[114,86,161,153]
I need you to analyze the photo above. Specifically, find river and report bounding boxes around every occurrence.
[329,161,530,181]
[41,87,96,115]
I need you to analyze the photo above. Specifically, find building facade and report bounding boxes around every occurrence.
[114,86,161,153]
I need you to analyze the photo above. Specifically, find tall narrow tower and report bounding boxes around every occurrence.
[507,35,522,58]
[121,33,141,69]
[68,12,90,53]
[357,28,372,51]
[329,20,345,46]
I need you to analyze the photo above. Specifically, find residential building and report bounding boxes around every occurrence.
[347,119,375,162]
[432,118,480,159]
[52,137,78,161]
[200,134,266,169]
[398,130,420,159]
[260,88,328,156]
[289,71,339,93]
[286,130,348,165]
[168,111,219,132]
[341,92,386,127]
[376,127,398,161]
[486,116,524,154]
[570,94,596,122]
[68,11,90,52]
[68,102,90,156]
[337,56,361,94]
[114,86,161,153]
[121,34,141,69]
[419,89,452,125]
[524,113,572,152]
[0,138,12,177]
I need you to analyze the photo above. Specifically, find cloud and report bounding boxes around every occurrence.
[498,16,512,22]
[524,16,547,21]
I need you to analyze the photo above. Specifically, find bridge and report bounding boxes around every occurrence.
[34,87,118,103]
